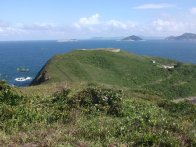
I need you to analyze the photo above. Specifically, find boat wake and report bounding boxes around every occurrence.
[15,77,32,82]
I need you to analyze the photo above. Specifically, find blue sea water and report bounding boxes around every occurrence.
[0,40,196,86]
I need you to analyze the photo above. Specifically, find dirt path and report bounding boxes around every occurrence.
[173,97,196,104]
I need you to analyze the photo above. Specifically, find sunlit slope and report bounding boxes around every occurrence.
[31,49,196,99]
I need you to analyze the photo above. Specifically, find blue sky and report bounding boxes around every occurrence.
[0,0,196,40]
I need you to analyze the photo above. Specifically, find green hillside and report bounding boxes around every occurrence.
[32,49,196,99]
[1,49,196,146]
[0,81,196,146]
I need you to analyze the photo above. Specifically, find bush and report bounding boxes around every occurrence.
[0,81,24,106]
[51,87,123,116]
[157,100,196,119]
[52,88,72,109]
[0,104,15,122]
[72,87,123,116]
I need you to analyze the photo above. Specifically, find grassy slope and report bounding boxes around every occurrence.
[1,50,196,146]
[1,83,196,146]
[33,50,169,86]
[31,50,196,99]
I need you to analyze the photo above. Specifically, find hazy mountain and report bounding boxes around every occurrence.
[122,35,143,41]
[166,33,196,40]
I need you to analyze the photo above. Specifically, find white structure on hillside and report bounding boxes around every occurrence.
[151,60,156,64]
[162,65,174,69]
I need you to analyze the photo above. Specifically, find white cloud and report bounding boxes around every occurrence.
[190,7,196,14]
[0,21,69,40]
[20,23,56,31]
[0,18,139,38]
[71,14,141,37]
[0,21,19,34]
[153,19,177,31]
[1,12,196,40]
[106,20,135,29]
[107,20,127,29]
[151,19,196,35]
[0,21,10,28]
[134,3,173,10]
[74,14,137,31]
[0,22,63,34]
[74,13,100,28]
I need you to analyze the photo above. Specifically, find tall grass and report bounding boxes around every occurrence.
[0,82,195,146]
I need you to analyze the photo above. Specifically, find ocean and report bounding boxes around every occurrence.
[0,40,196,86]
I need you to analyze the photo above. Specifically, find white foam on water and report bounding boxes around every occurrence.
[15,77,32,82]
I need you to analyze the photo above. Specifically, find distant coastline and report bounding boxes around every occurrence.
[57,39,78,42]
[166,33,196,40]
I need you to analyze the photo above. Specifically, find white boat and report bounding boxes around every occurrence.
[15,77,32,82]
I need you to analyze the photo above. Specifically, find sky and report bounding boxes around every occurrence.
[0,0,196,40]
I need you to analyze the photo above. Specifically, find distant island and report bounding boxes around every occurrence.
[166,33,196,40]
[122,35,143,41]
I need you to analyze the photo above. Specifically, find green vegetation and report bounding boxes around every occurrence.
[0,82,196,146]
[0,50,196,146]
[32,50,196,99]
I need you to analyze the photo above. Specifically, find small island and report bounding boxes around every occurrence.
[166,33,196,40]
[121,35,143,41]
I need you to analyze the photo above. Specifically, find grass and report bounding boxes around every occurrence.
[0,82,195,146]
[32,50,196,99]
[0,49,196,146]
[33,50,169,86]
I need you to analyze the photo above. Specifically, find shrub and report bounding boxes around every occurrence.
[157,100,196,119]
[0,104,15,122]
[51,87,124,116]
[72,87,123,116]
[52,89,72,106]
[0,81,24,106]
[46,89,72,123]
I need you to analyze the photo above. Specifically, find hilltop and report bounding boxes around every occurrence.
[31,49,196,99]
[122,35,143,41]
[166,33,196,40]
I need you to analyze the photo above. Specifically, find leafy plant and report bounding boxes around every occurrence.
[0,81,25,106]
[72,87,123,116]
